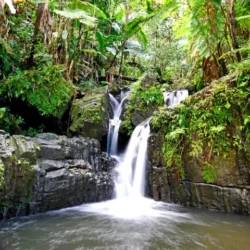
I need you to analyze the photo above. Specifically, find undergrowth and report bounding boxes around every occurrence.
[0,64,75,118]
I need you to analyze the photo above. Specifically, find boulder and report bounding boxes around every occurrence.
[122,74,163,129]
[131,107,156,126]
[0,131,115,219]
[70,87,110,140]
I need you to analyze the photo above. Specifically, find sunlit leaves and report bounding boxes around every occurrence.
[54,9,97,26]
[68,0,108,19]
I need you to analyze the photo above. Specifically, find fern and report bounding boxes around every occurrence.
[202,162,217,183]
[166,128,186,141]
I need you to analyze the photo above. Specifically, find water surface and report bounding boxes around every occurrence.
[0,198,250,250]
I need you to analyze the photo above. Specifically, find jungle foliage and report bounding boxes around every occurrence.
[152,60,250,182]
[0,1,250,187]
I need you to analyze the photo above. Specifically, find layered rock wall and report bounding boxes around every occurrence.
[0,131,115,218]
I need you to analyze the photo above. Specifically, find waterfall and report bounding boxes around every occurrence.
[108,89,189,201]
[107,90,151,199]
[163,90,189,107]
[107,91,129,155]
[115,119,151,199]
[77,89,191,219]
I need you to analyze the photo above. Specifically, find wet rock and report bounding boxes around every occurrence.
[122,74,161,128]
[0,132,116,218]
[131,107,156,127]
[69,87,110,140]
[148,131,250,215]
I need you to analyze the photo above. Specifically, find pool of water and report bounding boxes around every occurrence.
[0,198,250,250]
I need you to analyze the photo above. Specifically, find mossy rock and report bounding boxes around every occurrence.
[70,87,109,140]
[122,74,164,132]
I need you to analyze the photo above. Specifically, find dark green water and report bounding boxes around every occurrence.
[0,199,250,250]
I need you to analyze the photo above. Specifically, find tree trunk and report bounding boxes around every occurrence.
[217,42,228,76]
[228,0,241,62]
[27,3,48,67]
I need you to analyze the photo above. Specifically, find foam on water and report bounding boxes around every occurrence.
[62,197,191,221]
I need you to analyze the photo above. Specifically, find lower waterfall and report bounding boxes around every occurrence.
[115,118,151,199]
[107,92,151,200]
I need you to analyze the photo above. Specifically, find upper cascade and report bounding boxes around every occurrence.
[107,90,129,155]
[163,90,189,107]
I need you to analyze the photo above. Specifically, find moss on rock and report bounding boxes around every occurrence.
[122,74,164,134]
[70,87,109,140]
[151,65,250,186]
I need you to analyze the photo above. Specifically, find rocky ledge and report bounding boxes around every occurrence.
[0,131,115,219]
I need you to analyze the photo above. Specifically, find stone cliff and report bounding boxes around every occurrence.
[148,74,250,214]
[0,131,115,219]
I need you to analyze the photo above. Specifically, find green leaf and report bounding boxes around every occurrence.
[225,102,231,109]
[125,13,155,38]
[166,128,186,140]
[96,31,105,51]
[68,0,108,19]
[209,125,225,134]
[114,5,125,21]
[54,9,97,26]
[236,15,250,21]
[0,108,6,119]
[202,162,217,183]
[82,49,99,55]
[136,29,148,49]
[244,116,250,126]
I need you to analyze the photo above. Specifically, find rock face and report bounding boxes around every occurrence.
[122,74,163,131]
[148,131,250,215]
[131,107,156,127]
[129,75,159,127]
[0,131,115,219]
[70,87,110,141]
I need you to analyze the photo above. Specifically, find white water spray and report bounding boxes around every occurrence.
[163,90,189,107]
